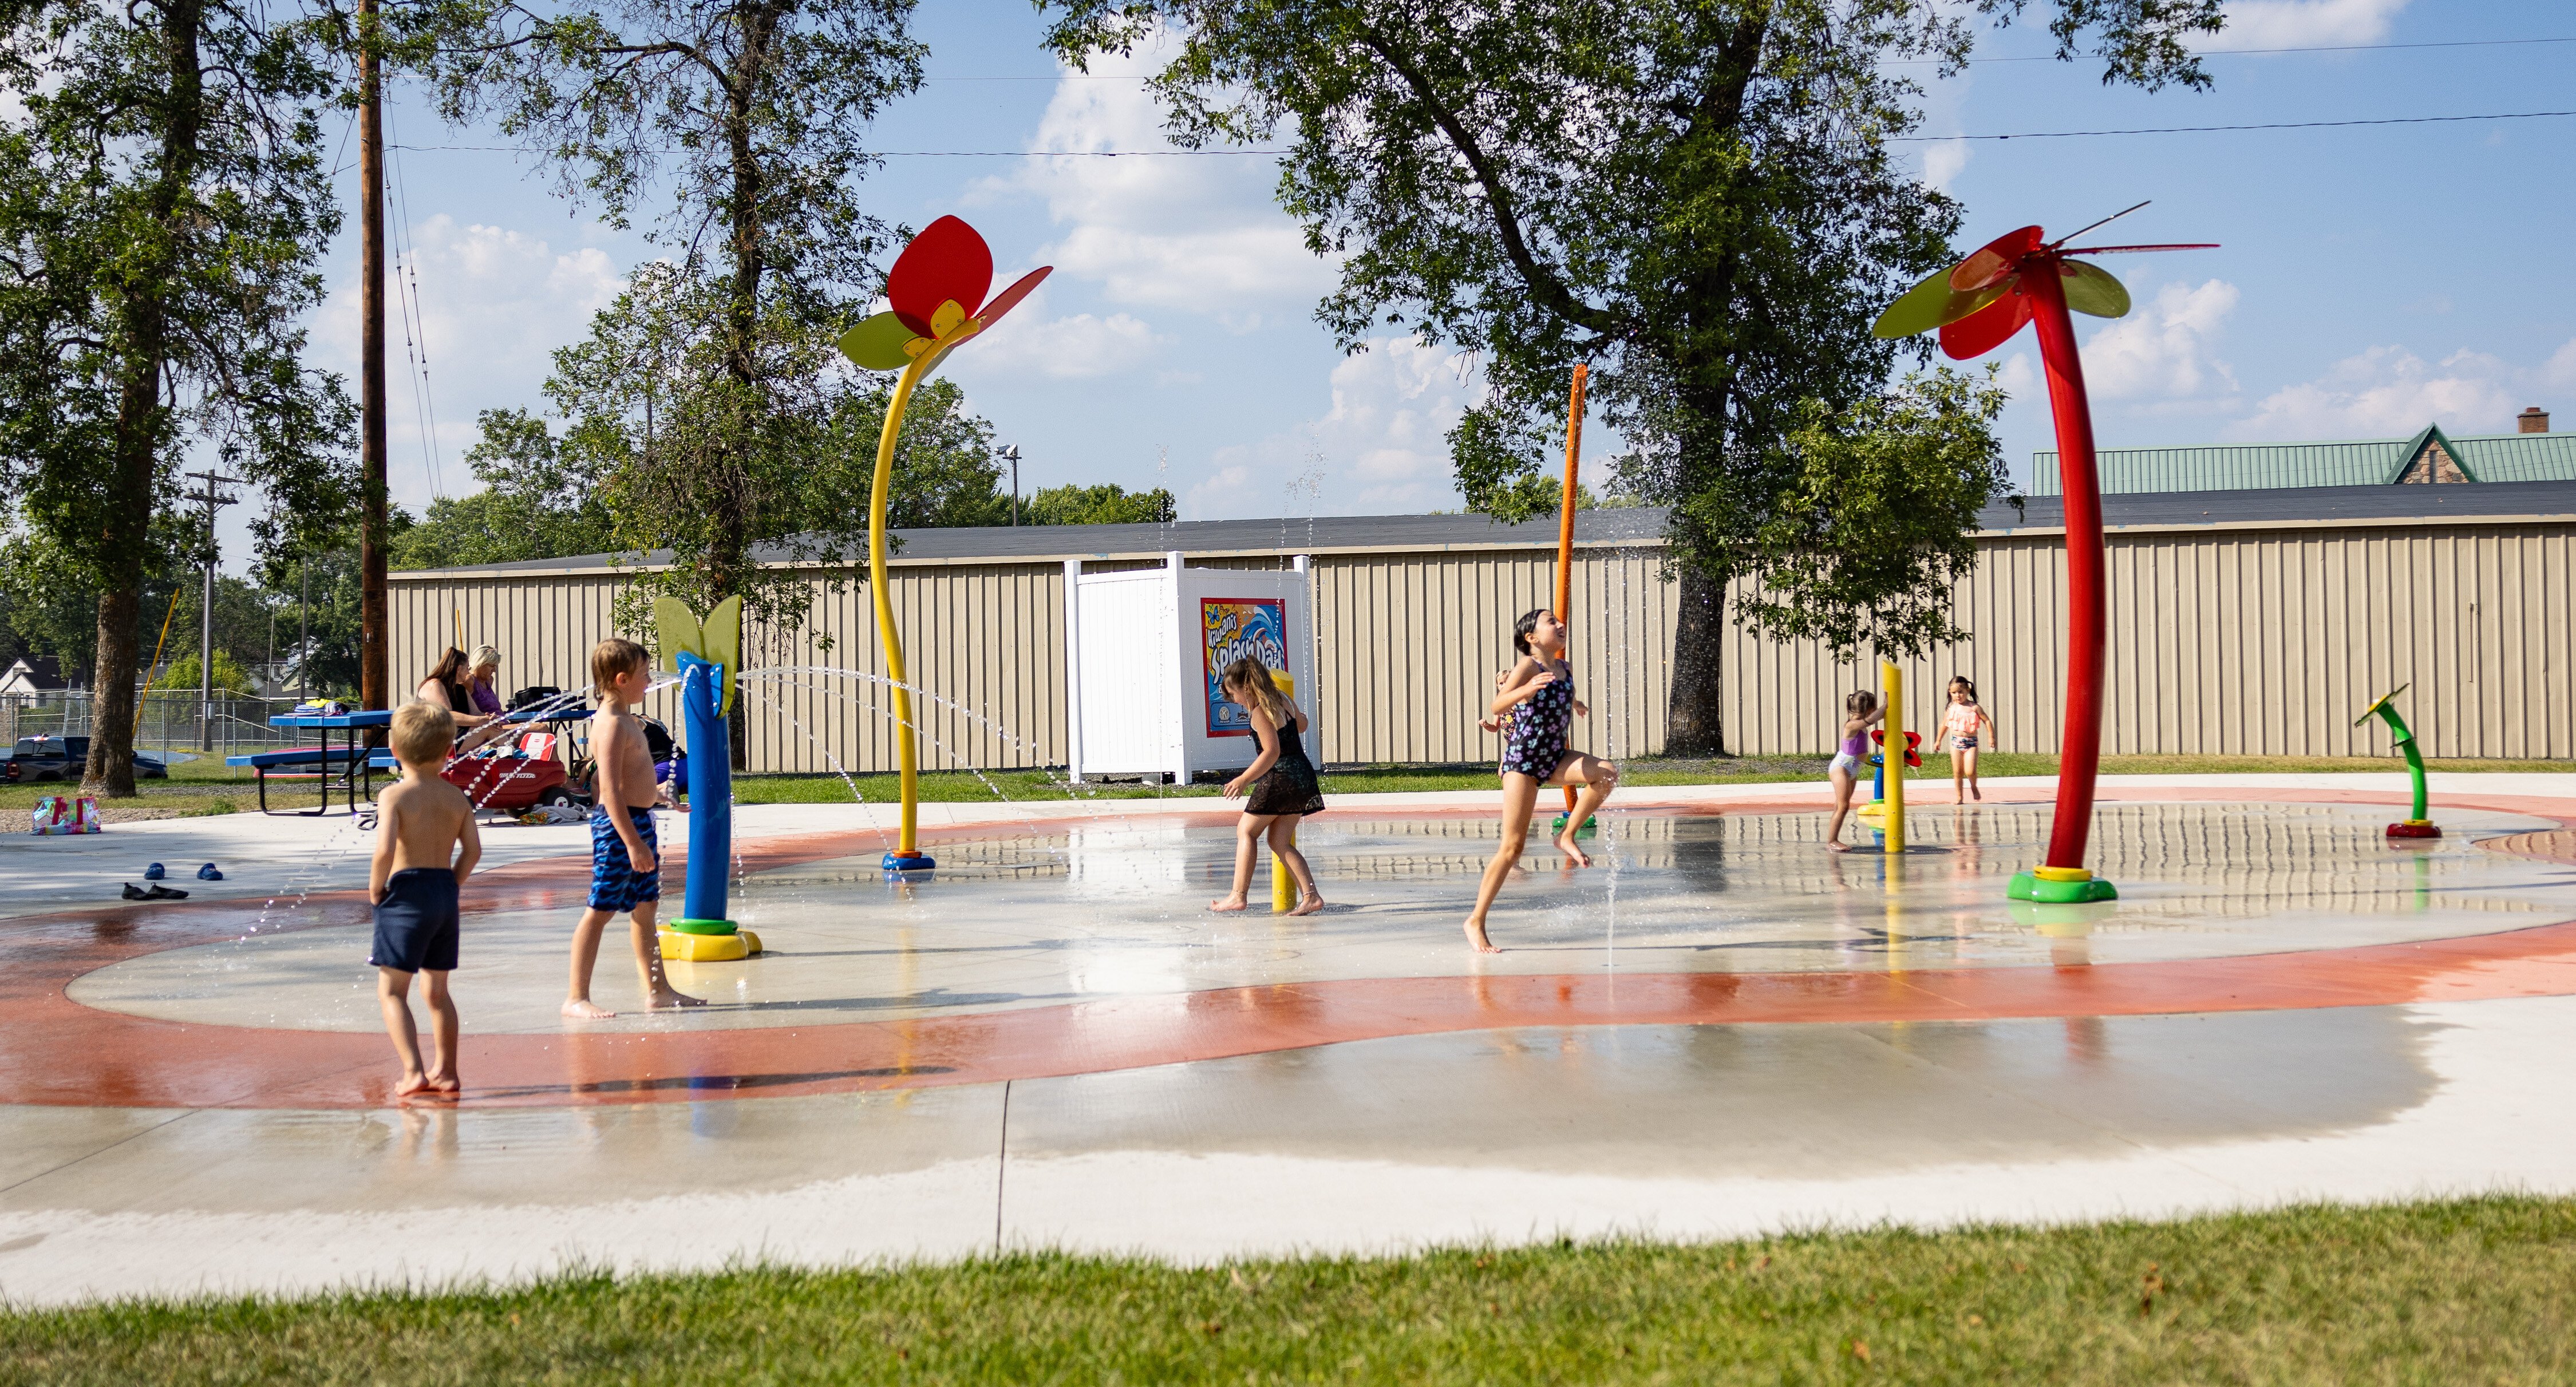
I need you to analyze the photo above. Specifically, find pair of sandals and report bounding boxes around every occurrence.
[143,862,222,882]
[122,882,189,901]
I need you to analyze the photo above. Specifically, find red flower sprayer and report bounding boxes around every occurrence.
[1872,202,2214,904]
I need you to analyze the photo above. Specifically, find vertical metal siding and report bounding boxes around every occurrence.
[389,516,2572,772]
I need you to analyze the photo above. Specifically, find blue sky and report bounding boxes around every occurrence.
[235,0,2576,566]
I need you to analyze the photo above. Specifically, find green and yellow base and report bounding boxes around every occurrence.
[2008,866,2119,904]
[658,919,763,962]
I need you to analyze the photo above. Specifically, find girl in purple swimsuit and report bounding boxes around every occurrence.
[1463,608,1620,954]
[1825,689,1886,851]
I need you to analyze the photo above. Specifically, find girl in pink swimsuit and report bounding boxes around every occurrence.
[1943,675,1997,804]
[1825,690,1884,851]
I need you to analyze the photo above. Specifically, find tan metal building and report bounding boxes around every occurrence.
[390,480,2576,772]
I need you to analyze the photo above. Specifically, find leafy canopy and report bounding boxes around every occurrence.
[1044,0,2222,659]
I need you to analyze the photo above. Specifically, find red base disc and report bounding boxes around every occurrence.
[2385,822,2442,839]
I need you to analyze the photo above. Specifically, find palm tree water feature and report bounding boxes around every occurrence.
[654,598,763,962]
[2357,686,2442,840]
[1872,203,2218,906]
[836,215,1052,876]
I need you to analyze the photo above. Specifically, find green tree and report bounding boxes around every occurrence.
[0,0,355,792]
[1025,483,1178,527]
[393,408,620,570]
[431,0,927,766]
[1045,0,2220,752]
[151,650,259,698]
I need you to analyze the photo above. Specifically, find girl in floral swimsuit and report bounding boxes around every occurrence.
[1463,608,1621,954]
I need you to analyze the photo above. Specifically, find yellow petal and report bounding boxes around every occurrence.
[930,299,969,338]
[902,335,933,358]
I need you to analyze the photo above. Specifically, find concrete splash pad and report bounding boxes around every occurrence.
[10,784,2576,1303]
[15,797,2575,1085]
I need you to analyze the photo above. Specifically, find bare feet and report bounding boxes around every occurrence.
[1825,840,1850,853]
[1208,896,1249,913]
[1971,787,1982,801]
[429,1071,461,1096]
[1555,829,1592,867]
[1463,919,1502,954]
[646,989,706,1010]
[562,998,615,1020]
[1287,896,1325,917]
[393,1072,433,1098]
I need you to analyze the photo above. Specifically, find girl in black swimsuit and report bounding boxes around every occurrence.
[1463,607,1620,954]
[1208,655,1326,915]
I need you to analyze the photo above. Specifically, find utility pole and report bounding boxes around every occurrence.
[299,559,310,701]
[1002,444,1020,526]
[356,0,390,709]
[183,469,243,752]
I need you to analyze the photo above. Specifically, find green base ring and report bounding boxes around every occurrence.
[2007,871,2119,904]
[669,918,740,936]
[1550,815,1598,837]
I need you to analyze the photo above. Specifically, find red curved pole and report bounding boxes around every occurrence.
[2024,263,2106,871]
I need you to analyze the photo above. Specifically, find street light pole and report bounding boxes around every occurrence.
[1002,444,1021,526]
[183,469,243,752]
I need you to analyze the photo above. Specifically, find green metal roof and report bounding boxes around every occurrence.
[2030,426,2576,495]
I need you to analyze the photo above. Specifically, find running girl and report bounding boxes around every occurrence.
[1943,675,1996,804]
[1462,608,1619,953]
[1208,655,1326,916]
[1824,689,1885,852]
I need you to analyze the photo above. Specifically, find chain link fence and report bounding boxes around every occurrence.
[1,691,310,766]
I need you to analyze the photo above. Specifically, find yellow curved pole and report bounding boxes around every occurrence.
[870,351,934,856]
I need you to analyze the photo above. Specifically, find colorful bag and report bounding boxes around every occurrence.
[31,795,102,835]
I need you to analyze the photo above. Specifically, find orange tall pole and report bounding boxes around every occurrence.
[1556,365,1586,816]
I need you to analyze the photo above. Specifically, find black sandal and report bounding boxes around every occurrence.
[143,883,189,900]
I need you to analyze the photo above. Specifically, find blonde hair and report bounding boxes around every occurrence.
[388,700,456,766]
[1222,655,1290,724]
[591,637,649,698]
[469,643,501,674]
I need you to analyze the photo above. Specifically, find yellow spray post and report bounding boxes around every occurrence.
[835,216,1052,875]
[1271,833,1297,914]
[1882,659,1906,854]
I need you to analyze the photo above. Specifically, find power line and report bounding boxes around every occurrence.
[392,106,2576,158]
[1895,108,2576,142]
[912,34,2576,78]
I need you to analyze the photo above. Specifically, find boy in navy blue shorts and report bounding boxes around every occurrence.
[369,700,481,1098]
[563,638,702,1019]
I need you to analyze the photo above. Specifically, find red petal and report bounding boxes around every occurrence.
[888,216,994,331]
[1939,289,2033,360]
[972,266,1051,334]
[1949,225,2044,293]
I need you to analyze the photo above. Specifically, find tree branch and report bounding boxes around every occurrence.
[1341,12,1624,341]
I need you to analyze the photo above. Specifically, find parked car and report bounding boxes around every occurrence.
[3,736,167,783]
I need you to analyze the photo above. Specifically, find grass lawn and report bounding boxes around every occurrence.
[0,748,280,820]
[5,1197,2571,1384]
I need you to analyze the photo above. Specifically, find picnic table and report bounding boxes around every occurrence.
[232,710,394,817]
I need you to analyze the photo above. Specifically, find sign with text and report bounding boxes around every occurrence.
[1199,597,1288,738]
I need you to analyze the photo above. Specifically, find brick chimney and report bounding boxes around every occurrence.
[2518,406,2549,433]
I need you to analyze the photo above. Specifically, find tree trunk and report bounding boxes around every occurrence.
[1665,568,1727,757]
[84,0,203,798]
[83,586,144,797]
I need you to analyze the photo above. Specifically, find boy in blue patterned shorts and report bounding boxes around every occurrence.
[562,637,702,1019]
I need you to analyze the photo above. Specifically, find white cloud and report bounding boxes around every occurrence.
[315,215,624,508]
[2226,345,2524,441]
[1005,46,1333,313]
[1187,335,1477,519]
[2199,0,2408,50]
[955,286,1167,380]
[1921,139,1971,192]
[2080,278,2240,402]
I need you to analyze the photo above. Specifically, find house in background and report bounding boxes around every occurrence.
[2033,406,2576,495]
[0,657,71,697]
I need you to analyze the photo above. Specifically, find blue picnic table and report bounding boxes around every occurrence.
[231,710,394,817]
